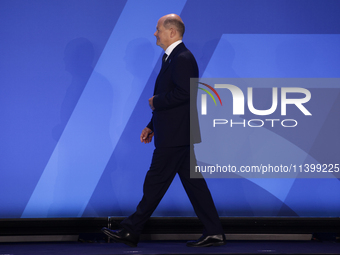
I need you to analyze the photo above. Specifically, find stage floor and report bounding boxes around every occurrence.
[0,240,339,255]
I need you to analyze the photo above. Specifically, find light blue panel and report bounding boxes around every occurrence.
[22,0,187,218]
[199,34,340,207]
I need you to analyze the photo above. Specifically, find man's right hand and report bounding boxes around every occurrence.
[140,127,154,144]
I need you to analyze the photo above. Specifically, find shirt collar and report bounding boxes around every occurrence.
[164,40,182,60]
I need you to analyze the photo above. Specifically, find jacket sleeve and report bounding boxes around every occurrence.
[146,115,153,131]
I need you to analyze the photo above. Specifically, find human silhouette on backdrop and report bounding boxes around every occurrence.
[48,38,113,217]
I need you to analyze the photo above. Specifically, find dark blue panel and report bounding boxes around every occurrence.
[0,0,127,218]
[182,0,340,73]
[1,0,340,218]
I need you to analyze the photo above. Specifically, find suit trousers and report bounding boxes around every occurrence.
[121,145,224,236]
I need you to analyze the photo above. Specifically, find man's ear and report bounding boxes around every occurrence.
[170,27,176,38]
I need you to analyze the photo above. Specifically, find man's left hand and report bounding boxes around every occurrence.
[148,96,155,110]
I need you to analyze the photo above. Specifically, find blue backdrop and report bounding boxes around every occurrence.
[0,0,339,218]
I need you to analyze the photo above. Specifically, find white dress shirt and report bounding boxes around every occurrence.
[164,40,182,61]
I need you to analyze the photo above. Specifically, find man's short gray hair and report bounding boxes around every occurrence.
[163,18,185,37]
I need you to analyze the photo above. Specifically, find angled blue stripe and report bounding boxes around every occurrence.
[22,0,187,218]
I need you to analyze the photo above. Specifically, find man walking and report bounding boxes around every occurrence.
[102,13,226,248]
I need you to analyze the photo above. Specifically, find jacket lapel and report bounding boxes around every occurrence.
[154,43,185,94]
[159,42,184,75]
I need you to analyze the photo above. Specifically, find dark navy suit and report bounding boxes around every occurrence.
[121,42,224,237]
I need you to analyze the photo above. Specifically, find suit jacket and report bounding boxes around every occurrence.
[147,42,201,148]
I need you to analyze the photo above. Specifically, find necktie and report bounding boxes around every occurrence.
[162,53,167,63]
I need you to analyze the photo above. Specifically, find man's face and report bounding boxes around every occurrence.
[154,19,171,50]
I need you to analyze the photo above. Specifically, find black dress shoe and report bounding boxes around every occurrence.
[186,234,226,247]
[101,227,139,247]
